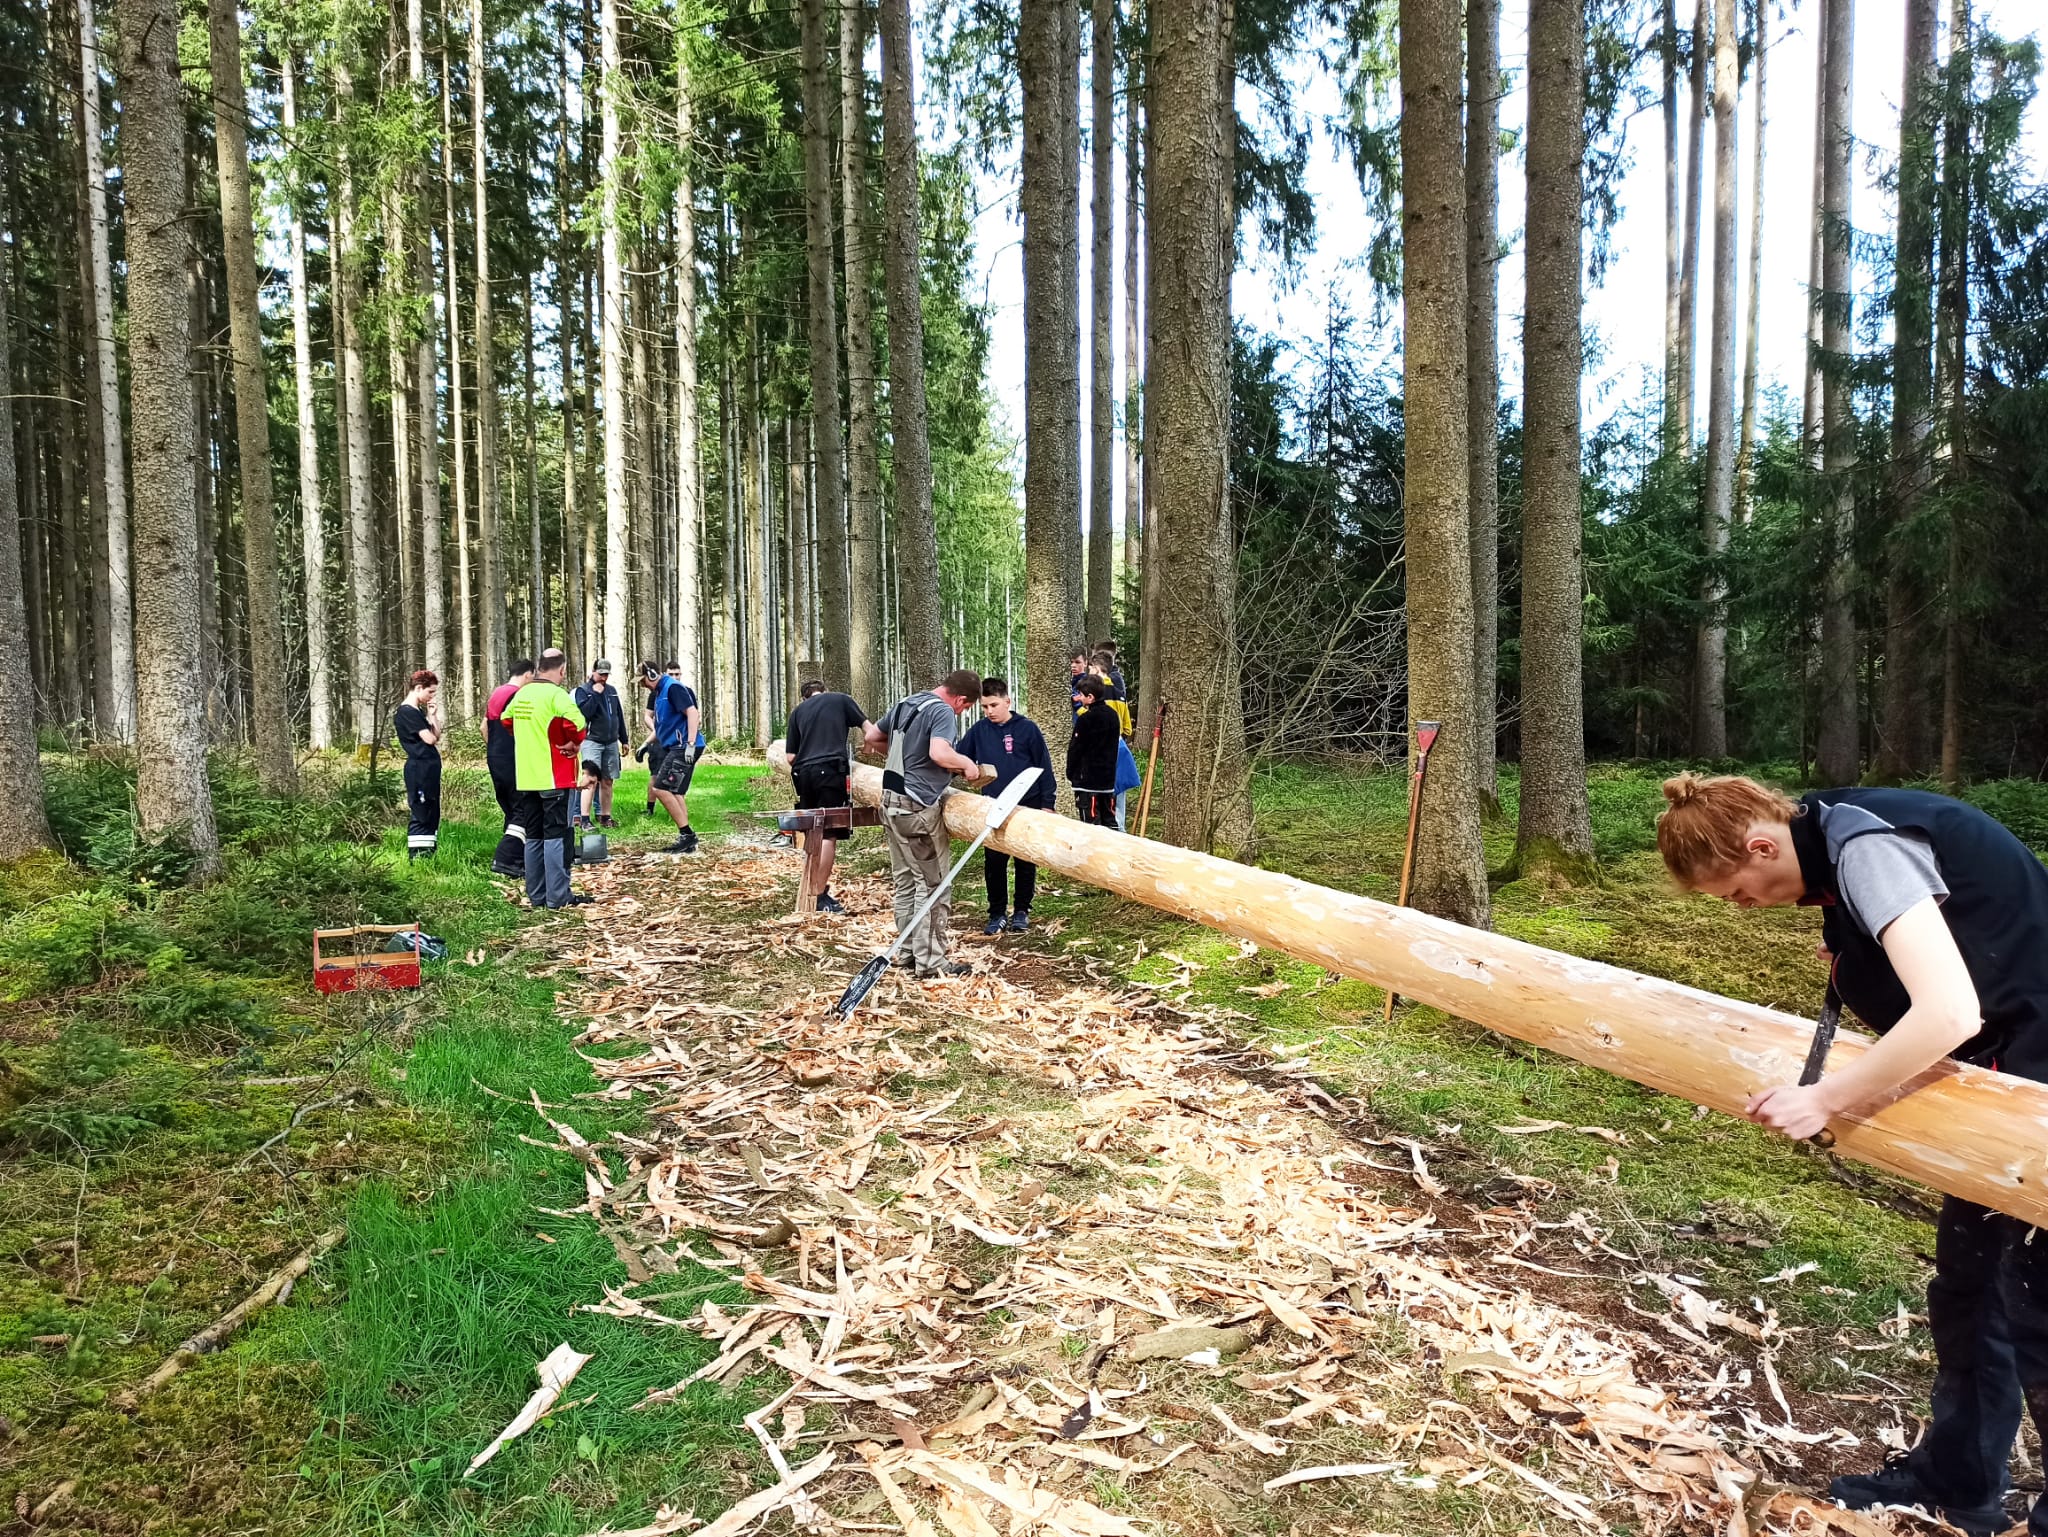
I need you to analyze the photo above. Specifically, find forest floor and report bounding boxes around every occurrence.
[0,754,2004,1536]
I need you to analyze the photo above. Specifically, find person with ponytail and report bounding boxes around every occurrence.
[1659,773,2048,1535]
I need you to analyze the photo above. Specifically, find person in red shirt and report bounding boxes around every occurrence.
[484,659,535,877]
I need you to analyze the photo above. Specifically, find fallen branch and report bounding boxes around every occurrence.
[117,1228,344,1410]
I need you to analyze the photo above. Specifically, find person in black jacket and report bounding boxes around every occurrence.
[572,661,631,829]
[393,670,443,859]
[1066,677,1121,830]
[957,676,1057,933]
[1659,773,2048,1537]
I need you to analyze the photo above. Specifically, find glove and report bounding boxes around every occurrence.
[634,739,652,763]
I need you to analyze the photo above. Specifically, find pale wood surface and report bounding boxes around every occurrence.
[852,764,2048,1227]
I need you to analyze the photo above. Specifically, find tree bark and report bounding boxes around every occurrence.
[599,0,631,667]
[78,0,134,741]
[524,267,545,654]
[1149,0,1251,854]
[411,0,446,693]
[472,0,505,684]
[207,0,295,787]
[1736,0,1767,521]
[1122,37,1143,595]
[1802,11,1827,460]
[444,30,476,711]
[281,56,333,750]
[1465,0,1500,808]
[1662,0,1682,450]
[1936,0,1970,791]
[841,0,882,709]
[559,38,585,672]
[1674,0,1707,451]
[1085,0,1116,646]
[0,223,51,856]
[385,172,419,671]
[118,0,218,864]
[1693,0,1738,759]
[745,324,771,740]
[793,0,850,690]
[674,25,702,686]
[1399,0,1486,924]
[877,0,942,687]
[1021,0,1083,775]
[335,56,380,749]
[1516,0,1592,868]
[630,268,658,660]
[1816,0,1859,785]
[1877,0,1939,780]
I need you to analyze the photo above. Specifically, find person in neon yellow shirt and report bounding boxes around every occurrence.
[502,648,590,910]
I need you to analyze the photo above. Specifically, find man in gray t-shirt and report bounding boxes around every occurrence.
[874,669,994,976]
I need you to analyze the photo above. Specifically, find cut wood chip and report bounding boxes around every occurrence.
[1208,1403,1287,1456]
[1261,1462,1404,1493]
[468,1343,594,1476]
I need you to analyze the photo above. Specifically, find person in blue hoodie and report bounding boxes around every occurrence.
[957,676,1057,934]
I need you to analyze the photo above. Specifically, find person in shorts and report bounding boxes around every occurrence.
[783,679,886,913]
[639,662,703,853]
[873,669,993,978]
[573,661,629,829]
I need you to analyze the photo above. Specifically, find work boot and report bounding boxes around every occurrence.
[919,960,972,980]
[1007,911,1030,933]
[1830,1453,2008,1537]
[983,913,1008,936]
[816,892,846,914]
[491,862,524,879]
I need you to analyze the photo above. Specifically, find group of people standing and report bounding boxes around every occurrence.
[393,651,709,912]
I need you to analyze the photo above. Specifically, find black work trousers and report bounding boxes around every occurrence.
[1077,791,1118,829]
[404,757,441,858]
[490,767,523,870]
[1905,1193,2048,1529]
[984,849,1037,918]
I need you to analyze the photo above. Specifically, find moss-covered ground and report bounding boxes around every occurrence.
[0,752,2009,1531]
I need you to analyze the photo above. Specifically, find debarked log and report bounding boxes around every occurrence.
[850,765,2048,1227]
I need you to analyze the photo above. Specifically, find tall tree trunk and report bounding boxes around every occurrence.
[1802,12,1828,458]
[745,322,771,741]
[281,56,333,750]
[472,0,505,684]
[877,0,942,687]
[524,267,544,654]
[1662,0,1682,449]
[1517,0,1592,868]
[630,268,658,659]
[444,30,475,709]
[1122,36,1143,595]
[1878,0,1939,780]
[118,0,218,863]
[78,0,134,740]
[0,224,51,855]
[336,57,380,749]
[207,0,295,787]
[841,0,882,708]
[1816,0,1859,784]
[675,23,702,686]
[1675,0,1707,451]
[796,0,851,688]
[1150,0,1251,854]
[1693,0,1738,758]
[386,175,420,670]
[1736,0,1767,519]
[1399,0,1486,924]
[1020,0,1082,775]
[599,0,631,666]
[1085,0,1115,645]
[1465,0,1500,807]
[411,0,446,694]
[1937,0,1970,790]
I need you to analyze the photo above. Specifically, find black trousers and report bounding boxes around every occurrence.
[514,788,573,907]
[490,767,523,870]
[404,757,441,857]
[1077,791,1118,829]
[1905,1193,2048,1526]
[984,849,1037,917]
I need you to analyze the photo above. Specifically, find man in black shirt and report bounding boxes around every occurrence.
[784,679,885,913]
[957,676,1056,932]
[484,659,535,876]
[573,660,630,830]
[393,669,443,860]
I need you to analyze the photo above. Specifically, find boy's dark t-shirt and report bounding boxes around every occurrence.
[786,691,868,771]
[394,703,437,764]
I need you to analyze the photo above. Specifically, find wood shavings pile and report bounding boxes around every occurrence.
[539,845,1920,1537]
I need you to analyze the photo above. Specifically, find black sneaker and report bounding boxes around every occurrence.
[574,815,592,832]
[1829,1452,2008,1537]
[599,814,619,830]
[1007,911,1030,933]
[918,960,972,980]
[816,893,846,914]
[983,914,1008,936]
[564,893,596,906]
[491,861,524,879]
